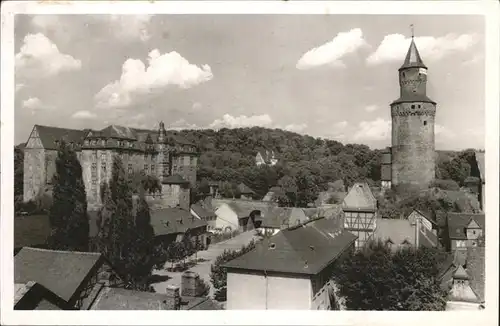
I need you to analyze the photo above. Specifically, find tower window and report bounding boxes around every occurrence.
[423,121,427,126]
[402,72,406,78]
[411,105,415,109]
[418,105,421,108]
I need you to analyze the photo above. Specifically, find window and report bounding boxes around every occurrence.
[423,121,427,126]
[144,164,149,173]
[101,153,106,161]
[411,105,415,109]
[472,230,476,235]
[151,164,155,173]
[101,162,107,173]
[128,164,133,175]
[472,241,477,247]
[102,139,106,146]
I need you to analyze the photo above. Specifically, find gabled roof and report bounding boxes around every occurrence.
[262,186,284,202]
[447,213,485,240]
[256,149,276,163]
[95,125,137,140]
[162,174,189,185]
[223,218,357,275]
[14,215,51,250]
[342,182,377,212]
[260,207,309,229]
[374,218,415,247]
[14,281,72,310]
[33,125,88,150]
[150,208,207,236]
[15,247,103,303]
[191,203,216,219]
[399,37,427,71]
[237,183,255,195]
[466,246,485,302]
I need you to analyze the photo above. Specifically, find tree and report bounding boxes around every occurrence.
[332,240,448,310]
[96,156,155,289]
[47,141,89,252]
[14,145,24,198]
[210,239,257,301]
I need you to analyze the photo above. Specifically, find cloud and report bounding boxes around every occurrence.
[22,97,52,114]
[462,53,484,66]
[367,33,480,65]
[296,28,368,70]
[365,105,379,112]
[15,83,25,92]
[209,114,273,129]
[435,124,456,140]
[15,33,82,78]
[353,118,391,141]
[168,119,201,131]
[95,50,213,109]
[71,110,97,119]
[333,121,348,129]
[281,123,308,133]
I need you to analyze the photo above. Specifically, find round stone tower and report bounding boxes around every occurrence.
[390,36,436,188]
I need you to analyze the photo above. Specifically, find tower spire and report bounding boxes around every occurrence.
[410,24,414,39]
[399,28,427,71]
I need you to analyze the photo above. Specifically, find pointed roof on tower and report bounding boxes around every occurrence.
[399,37,427,71]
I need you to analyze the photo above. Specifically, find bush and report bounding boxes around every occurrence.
[197,278,211,297]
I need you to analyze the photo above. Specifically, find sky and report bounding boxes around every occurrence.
[14,14,485,150]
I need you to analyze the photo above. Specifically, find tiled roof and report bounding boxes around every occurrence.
[96,125,137,140]
[466,246,485,302]
[34,125,88,150]
[224,218,357,275]
[474,152,485,182]
[391,93,436,105]
[150,208,207,236]
[14,215,51,250]
[342,182,377,212]
[162,174,189,185]
[237,183,255,195]
[447,213,485,240]
[14,281,71,310]
[302,205,343,220]
[191,203,216,219]
[399,38,427,70]
[262,186,284,202]
[89,287,220,310]
[374,218,415,247]
[15,247,103,302]
[260,207,309,229]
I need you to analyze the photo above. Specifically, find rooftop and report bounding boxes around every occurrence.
[223,218,357,275]
[399,37,427,70]
[191,202,216,219]
[447,213,485,240]
[14,215,51,250]
[342,182,377,212]
[15,247,103,302]
[260,207,309,229]
[162,174,190,185]
[88,287,221,310]
[374,218,415,248]
[237,183,256,195]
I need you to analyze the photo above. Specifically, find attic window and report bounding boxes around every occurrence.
[269,243,276,250]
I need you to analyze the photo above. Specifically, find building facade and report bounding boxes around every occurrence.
[382,36,437,188]
[23,123,198,209]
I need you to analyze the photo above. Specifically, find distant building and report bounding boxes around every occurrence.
[342,182,378,249]
[213,199,274,233]
[150,207,209,249]
[14,247,122,310]
[23,123,198,210]
[258,207,309,236]
[381,35,437,189]
[407,209,440,247]
[255,149,278,167]
[223,218,357,310]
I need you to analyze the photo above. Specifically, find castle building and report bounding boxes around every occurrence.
[382,35,437,189]
[23,122,198,209]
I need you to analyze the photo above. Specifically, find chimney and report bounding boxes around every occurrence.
[181,271,200,297]
[165,285,181,310]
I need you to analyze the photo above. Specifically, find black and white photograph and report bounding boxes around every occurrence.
[1,1,498,324]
